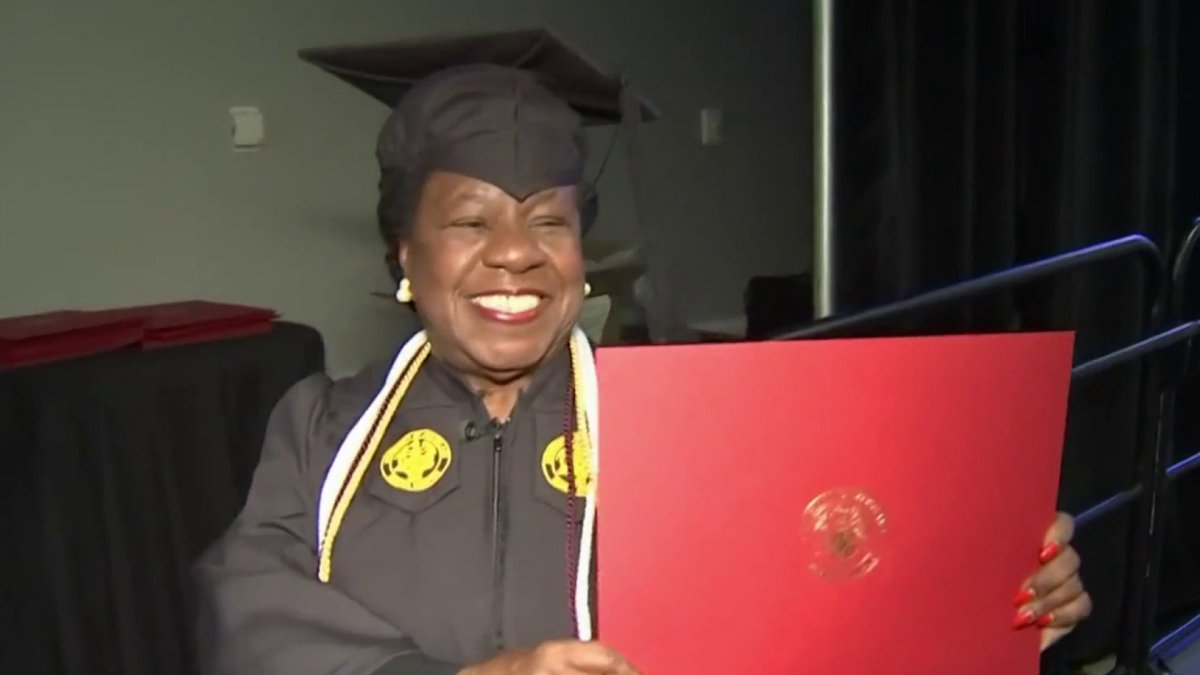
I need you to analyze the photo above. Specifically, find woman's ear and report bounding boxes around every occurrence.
[397,242,410,276]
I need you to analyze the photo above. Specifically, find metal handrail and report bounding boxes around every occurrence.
[1068,322,1200,529]
[1072,322,1200,381]
[1171,218,1200,321]
[1153,612,1200,664]
[1144,218,1200,667]
[771,234,1164,340]
[1070,324,1200,528]
[1076,486,1145,528]
[1167,450,1200,479]
[1165,224,1200,491]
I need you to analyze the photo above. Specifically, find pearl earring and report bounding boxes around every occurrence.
[396,278,413,303]
[584,282,592,297]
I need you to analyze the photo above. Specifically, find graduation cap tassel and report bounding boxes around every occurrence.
[618,79,691,343]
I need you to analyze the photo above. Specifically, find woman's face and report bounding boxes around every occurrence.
[399,171,585,384]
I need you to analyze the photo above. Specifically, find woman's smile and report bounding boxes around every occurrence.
[467,291,548,325]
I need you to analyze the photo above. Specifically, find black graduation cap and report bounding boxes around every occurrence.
[298,28,658,125]
[300,27,660,212]
[300,28,687,342]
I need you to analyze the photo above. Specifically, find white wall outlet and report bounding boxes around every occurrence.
[700,107,724,146]
[230,106,265,151]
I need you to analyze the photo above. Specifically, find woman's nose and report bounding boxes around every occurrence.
[481,219,547,272]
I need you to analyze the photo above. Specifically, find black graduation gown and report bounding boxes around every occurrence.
[193,352,584,674]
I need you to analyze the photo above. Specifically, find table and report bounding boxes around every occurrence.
[0,322,324,675]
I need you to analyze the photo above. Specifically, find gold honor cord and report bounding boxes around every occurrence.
[316,338,589,583]
[568,341,590,496]
[318,342,432,583]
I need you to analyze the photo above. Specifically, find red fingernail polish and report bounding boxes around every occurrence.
[1013,588,1036,607]
[1036,613,1054,628]
[1013,609,1035,629]
[1039,542,1060,563]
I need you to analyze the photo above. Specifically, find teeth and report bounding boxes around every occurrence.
[471,294,541,314]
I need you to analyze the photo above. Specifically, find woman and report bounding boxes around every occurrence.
[195,33,1092,675]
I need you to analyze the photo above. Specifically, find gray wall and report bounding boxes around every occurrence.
[0,0,810,375]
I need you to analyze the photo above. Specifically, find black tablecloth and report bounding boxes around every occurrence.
[0,322,324,675]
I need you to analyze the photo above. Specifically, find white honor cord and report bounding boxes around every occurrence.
[315,326,599,641]
[571,327,600,641]
[316,330,429,548]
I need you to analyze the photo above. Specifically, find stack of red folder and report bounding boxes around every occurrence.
[0,301,278,369]
[0,311,146,369]
[91,301,278,349]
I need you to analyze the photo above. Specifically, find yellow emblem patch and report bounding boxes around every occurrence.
[541,432,592,495]
[379,429,452,492]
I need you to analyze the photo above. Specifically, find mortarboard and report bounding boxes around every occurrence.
[300,27,688,342]
[298,28,658,204]
[298,28,658,125]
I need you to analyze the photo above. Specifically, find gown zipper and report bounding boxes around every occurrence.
[489,421,507,651]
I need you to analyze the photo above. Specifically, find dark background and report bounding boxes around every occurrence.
[832,0,1200,670]
[1,1,1198,673]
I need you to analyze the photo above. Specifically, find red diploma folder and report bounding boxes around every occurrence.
[91,301,278,349]
[0,310,145,368]
[596,332,1074,675]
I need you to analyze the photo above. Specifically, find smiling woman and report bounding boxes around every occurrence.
[191,27,1092,675]
[192,29,645,675]
[400,171,586,414]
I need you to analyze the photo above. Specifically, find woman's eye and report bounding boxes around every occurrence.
[451,219,485,229]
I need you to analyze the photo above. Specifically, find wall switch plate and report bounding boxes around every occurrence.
[700,107,724,146]
[230,106,265,151]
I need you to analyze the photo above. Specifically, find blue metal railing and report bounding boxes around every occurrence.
[772,235,1164,340]
[1147,217,1200,670]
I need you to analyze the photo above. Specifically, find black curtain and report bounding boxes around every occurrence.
[0,324,325,675]
[831,0,1194,668]
[1157,0,1200,643]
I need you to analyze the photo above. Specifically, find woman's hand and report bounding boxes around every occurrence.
[459,639,640,675]
[1012,512,1093,651]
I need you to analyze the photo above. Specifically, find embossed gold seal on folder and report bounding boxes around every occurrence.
[801,488,889,580]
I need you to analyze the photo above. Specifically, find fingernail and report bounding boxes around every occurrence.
[1013,609,1036,629]
[1013,588,1036,607]
[1036,613,1054,628]
[1039,542,1060,564]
